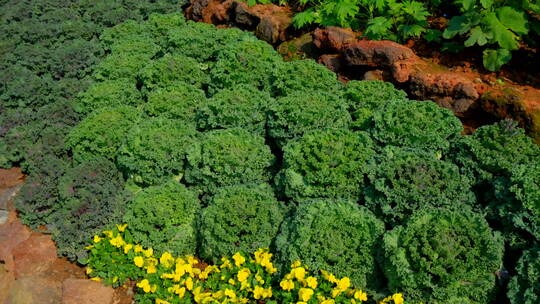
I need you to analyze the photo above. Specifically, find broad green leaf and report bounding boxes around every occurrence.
[443,15,473,39]
[461,0,476,11]
[497,6,529,35]
[480,0,493,9]
[399,24,427,39]
[365,16,393,40]
[484,12,519,50]
[464,26,489,47]
[292,10,318,28]
[334,0,359,26]
[483,48,512,71]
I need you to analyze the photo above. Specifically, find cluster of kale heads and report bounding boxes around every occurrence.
[1,2,539,303]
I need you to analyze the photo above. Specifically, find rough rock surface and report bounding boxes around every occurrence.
[186,0,292,44]
[62,279,114,304]
[6,276,63,304]
[313,27,356,52]
[12,233,57,278]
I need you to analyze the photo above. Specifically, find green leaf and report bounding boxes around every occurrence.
[292,10,319,28]
[483,48,512,71]
[461,0,476,11]
[497,6,529,35]
[424,29,442,42]
[365,16,393,40]
[484,12,520,50]
[334,0,359,26]
[464,26,489,47]
[480,0,493,9]
[443,15,474,39]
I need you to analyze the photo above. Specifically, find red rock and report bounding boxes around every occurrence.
[313,27,356,52]
[0,264,15,303]
[0,215,31,273]
[62,279,114,304]
[12,233,57,278]
[6,276,62,304]
[318,54,343,73]
[0,168,24,189]
[342,40,418,83]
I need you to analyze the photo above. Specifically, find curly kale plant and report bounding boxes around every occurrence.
[196,85,273,135]
[184,128,275,194]
[507,248,540,304]
[371,100,463,151]
[383,209,504,304]
[276,129,375,202]
[198,183,287,263]
[117,118,198,186]
[275,200,385,289]
[74,79,142,115]
[123,181,200,256]
[92,53,153,81]
[209,40,282,92]
[364,147,476,226]
[344,80,408,130]
[138,54,210,92]
[66,105,142,162]
[144,82,207,122]
[271,59,341,97]
[51,157,128,261]
[267,90,351,147]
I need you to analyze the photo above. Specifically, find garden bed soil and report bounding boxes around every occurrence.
[0,168,134,304]
[184,0,540,143]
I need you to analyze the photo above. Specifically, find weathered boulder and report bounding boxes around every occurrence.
[313,27,356,52]
[6,276,62,304]
[0,213,31,273]
[12,233,57,278]
[62,279,115,304]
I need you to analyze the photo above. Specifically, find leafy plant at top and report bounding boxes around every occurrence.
[275,199,385,290]
[383,208,504,304]
[198,183,287,263]
[443,0,530,71]
[267,90,351,147]
[74,79,143,115]
[276,128,375,202]
[507,247,540,304]
[122,180,200,256]
[196,84,273,135]
[370,100,462,151]
[364,147,476,227]
[117,118,198,186]
[184,128,275,195]
[344,80,408,130]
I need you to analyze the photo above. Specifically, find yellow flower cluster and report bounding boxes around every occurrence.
[86,225,408,304]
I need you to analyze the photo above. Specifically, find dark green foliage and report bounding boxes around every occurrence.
[451,119,540,183]
[371,100,462,151]
[198,183,286,262]
[196,85,273,135]
[267,90,351,147]
[108,36,162,57]
[271,59,341,97]
[123,181,200,256]
[364,147,476,226]
[138,54,210,92]
[276,129,375,201]
[16,156,70,228]
[66,105,142,163]
[75,79,142,115]
[344,80,408,130]
[51,157,128,261]
[507,248,540,304]
[166,22,255,62]
[275,200,385,289]
[93,54,153,81]
[99,20,153,49]
[185,128,275,194]
[490,162,540,248]
[117,118,198,186]
[144,82,207,122]
[209,40,282,92]
[383,209,504,304]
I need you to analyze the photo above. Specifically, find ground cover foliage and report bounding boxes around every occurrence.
[1,6,539,304]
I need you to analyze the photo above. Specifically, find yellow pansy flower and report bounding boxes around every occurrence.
[86,267,93,275]
[85,244,94,249]
[298,288,314,302]
[90,277,101,282]
[354,290,368,301]
[134,244,144,253]
[184,277,194,291]
[336,277,351,292]
[123,244,133,254]
[224,288,236,299]
[280,279,294,291]
[102,230,113,238]
[109,235,125,247]
[134,256,144,267]
[304,276,318,289]
[291,260,302,268]
[116,224,128,232]
[136,279,157,293]
[237,268,251,282]
[392,293,404,304]
[160,252,175,268]
[291,267,306,281]
[232,252,246,266]
[321,270,338,283]
[253,286,272,299]
[144,248,153,257]
[220,257,232,269]
[146,265,157,274]
[93,235,102,243]
[321,299,335,304]
[155,299,170,304]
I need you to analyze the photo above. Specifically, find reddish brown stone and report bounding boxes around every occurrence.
[0,264,15,303]
[12,233,57,278]
[0,168,24,190]
[318,54,343,73]
[342,40,418,83]
[62,279,114,304]
[313,27,356,52]
[6,276,62,304]
[0,215,31,272]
